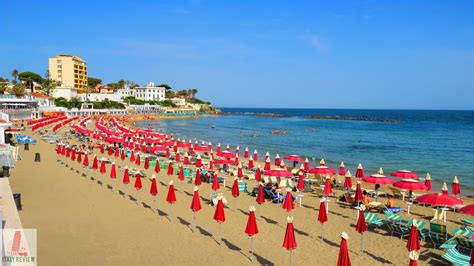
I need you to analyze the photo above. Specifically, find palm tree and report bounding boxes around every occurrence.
[11,69,19,84]
[191,88,198,98]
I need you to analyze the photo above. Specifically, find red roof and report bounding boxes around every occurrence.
[31,92,54,99]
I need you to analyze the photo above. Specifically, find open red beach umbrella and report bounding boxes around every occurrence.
[393,179,426,191]
[255,167,261,182]
[110,162,117,179]
[343,171,353,189]
[407,221,420,251]
[121,149,125,160]
[337,232,351,266]
[284,155,305,163]
[178,165,185,181]
[190,186,202,212]
[71,149,76,161]
[155,160,161,173]
[297,171,305,191]
[355,163,364,178]
[217,150,235,159]
[265,168,293,178]
[452,176,461,195]
[213,196,226,242]
[256,183,265,205]
[212,173,220,191]
[283,216,297,265]
[150,175,158,196]
[339,162,346,176]
[123,167,130,184]
[424,173,432,191]
[323,177,333,196]
[282,190,294,212]
[355,206,368,252]
[134,173,142,190]
[248,158,254,169]
[415,192,463,206]
[309,166,336,175]
[100,160,106,174]
[301,158,308,172]
[237,163,244,178]
[391,170,419,179]
[83,153,89,167]
[253,150,258,161]
[354,182,363,202]
[135,153,141,166]
[195,168,202,186]
[459,204,474,215]
[232,177,240,197]
[362,174,393,185]
[244,147,249,158]
[144,157,149,169]
[167,161,174,175]
[264,158,271,171]
[318,199,328,241]
[275,154,281,166]
[77,152,82,163]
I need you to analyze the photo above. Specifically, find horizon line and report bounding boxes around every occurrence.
[216,106,474,112]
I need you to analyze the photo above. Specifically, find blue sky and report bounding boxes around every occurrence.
[1,0,473,109]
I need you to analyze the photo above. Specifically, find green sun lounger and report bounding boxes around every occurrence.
[462,218,474,226]
[364,212,386,227]
[442,247,471,266]
[383,209,403,222]
[405,220,430,240]
[387,223,410,239]
[430,223,449,248]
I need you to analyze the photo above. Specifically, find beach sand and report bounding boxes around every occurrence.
[8,126,471,265]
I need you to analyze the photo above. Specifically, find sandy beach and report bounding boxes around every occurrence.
[8,123,472,266]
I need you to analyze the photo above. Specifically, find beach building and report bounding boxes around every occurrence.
[134,82,166,101]
[169,97,186,106]
[51,87,77,100]
[78,92,122,103]
[0,112,12,144]
[117,88,134,99]
[0,95,38,120]
[48,54,88,92]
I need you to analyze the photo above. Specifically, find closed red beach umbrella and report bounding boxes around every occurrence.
[248,158,254,169]
[150,175,158,196]
[275,154,281,166]
[195,155,202,167]
[355,206,368,252]
[208,160,214,170]
[100,160,106,174]
[234,153,239,165]
[452,176,461,195]
[337,232,351,266]
[255,167,261,182]
[354,182,363,202]
[144,157,149,169]
[166,180,177,203]
[176,153,181,162]
[245,205,259,236]
[135,153,141,166]
[264,158,271,171]
[183,153,190,165]
[167,162,174,175]
[343,171,353,189]
[92,155,98,169]
[424,173,432,191]
[56,144,61,155]
[339,162,345,176]
[282,190,294,212]
[217,143,221,153]
[282,215,297,249]
[134,173,142,190]
[71,149,76,161]
[155,160,161,173]
[324,177,333,196]
[407,221,420,251]
[235,146,240,156]
[77,152,82,163]
[130,151,135,162]
[213,197,226,222]
[319,158,326,166]
[195,168,202,186]
[100,144,104,154]
[355,163,364,178]
[110,162,117,178]
[83,153,89,167]
[265,152,270,162]
[66,147,70,158]
[178,165,184,181]
[442,182,449,195]
[237,163,244,178]
[212,173,220,191]
[165,148,170,157]
[190,186,202,212]
[297,171,305,191]
[304,158,310,171]
[108,147,113,156]
[232,177,240,197]
[256,183,265,204]
[318,199,328,241]
[121,149,125,160]
[253,150,258,161]
[244,147,249,159]
[114,148,119,157]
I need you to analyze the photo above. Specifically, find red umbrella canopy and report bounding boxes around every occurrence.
[309,166,336,175]
[391,170,419,179]
[213,198,226,222]
[231,178,240,197]
[264,169,293,177]
[283,155,305,162]
[297,172,305,191]
[355,208,367,234]
[256,184,265,204]
[190,186,202,212]
[282,216,297,250]
[393,179,427,191]
[134,173,142,190]
[355,163,364,178]
[123,167,130,184]
[166,181,177,203]
[323,177,333,195]
[424,173,432,191]
[337,233,351,266]
[245,206,259,236]
[214,159,237,165]
[318,199,328,224]
[212,173,220,191]
[282,191,294,212]
[407,223,420,251]
[343,171,353,189]
[354,182,363,202]
[362,174,393,185]
[459,204,474,215]
[217,151,236,158]
[150,175,158,196]
[415,193,463,206]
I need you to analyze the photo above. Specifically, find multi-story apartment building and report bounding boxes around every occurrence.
[48,54,88,92]
[134,82,166,101]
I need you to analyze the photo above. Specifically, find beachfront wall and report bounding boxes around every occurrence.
[66,108,128,117]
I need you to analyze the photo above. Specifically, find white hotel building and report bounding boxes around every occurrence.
[134,82,166,101]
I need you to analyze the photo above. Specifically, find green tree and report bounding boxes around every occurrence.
[157,84,172,90]
[165,90,175,98]
[87,77,102,87]
[19,71,44,92]
[0,83,7,94]
[41,70,61,96]
[11,69,19,83]
[9,83,26,97]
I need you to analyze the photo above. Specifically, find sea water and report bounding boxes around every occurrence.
[137,108,474,194]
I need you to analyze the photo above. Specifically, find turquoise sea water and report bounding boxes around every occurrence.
[136,108,474,194]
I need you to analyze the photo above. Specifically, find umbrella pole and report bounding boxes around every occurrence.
[218,222,222,244]
[235,196,237,212]
[290,250,292,266]
[361,234,364,253]
[153,196,156,213]
[136,189,139,206]
[193,211,196,232]
[250,236,254,261]
[169,203,172,222]
[320,223,324,242]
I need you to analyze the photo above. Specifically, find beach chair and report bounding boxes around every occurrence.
[388,187,407,201]
[270,176,278,184]
[455,236,474,253]
[387,223,410,239]
[364,212,386,227]
[406,220,430,240]
[263,176,270,185]
[279,179,294,189]
[442,247,471,266]
[462,218,474,227]
[429,223,449,248]
[238,181,248,193]
[383,209,403,222]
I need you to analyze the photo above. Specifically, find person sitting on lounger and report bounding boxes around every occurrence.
[386,195,395,208]
[362,190,372,206]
